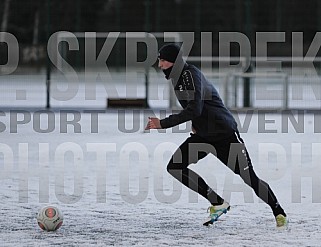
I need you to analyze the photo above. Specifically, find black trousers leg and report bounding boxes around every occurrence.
[167,134,224,205]
[214,132,285,216]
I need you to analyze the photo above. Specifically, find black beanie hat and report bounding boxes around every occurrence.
[158,43,183,63]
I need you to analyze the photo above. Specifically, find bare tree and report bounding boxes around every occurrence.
[33,10,39,45]
[1,0,11,33]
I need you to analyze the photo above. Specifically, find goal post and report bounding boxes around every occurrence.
[48,33,321,110]
[231,72,289,109]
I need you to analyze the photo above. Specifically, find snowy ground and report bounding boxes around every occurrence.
[0,110,320,246]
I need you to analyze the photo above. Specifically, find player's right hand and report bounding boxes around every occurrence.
[145,117,162,130]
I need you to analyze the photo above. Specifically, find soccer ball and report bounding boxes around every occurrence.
[37,206,64,231]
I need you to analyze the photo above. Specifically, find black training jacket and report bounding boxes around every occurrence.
[160,63,238,141]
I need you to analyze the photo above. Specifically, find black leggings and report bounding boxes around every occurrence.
[167,132,284,216]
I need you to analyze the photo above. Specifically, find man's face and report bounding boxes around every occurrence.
[158,58,174,70]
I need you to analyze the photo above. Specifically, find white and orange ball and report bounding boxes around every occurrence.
[37,206,63,231]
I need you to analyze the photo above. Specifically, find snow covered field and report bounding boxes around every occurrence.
[0,110,320,246]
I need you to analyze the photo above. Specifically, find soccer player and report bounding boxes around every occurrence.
[145,43,287,227]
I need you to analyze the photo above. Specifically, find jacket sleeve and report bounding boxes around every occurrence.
[160,70,204,129]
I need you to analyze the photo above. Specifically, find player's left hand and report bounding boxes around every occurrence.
[145,117,162,130]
